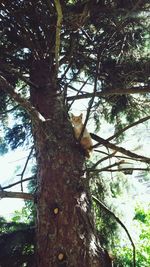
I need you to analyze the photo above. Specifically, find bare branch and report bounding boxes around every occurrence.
[91,133,150,164]
[17,147,34,192]
[1,177,35,190]
[60,61,73,82]
[67,86,150,101]
[0,190,34,200]
[90,151,117,170]
[68,77,90,110]
[0,75,46,122]
[92,195,136,267]
[87,161,122,173]
[79,50,101,142]
[107,115,150,142]
[95,151,145,162]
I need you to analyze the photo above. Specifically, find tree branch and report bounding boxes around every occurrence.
[79,49,101,142]
[67,86,150,101]
[0,105,19,115]
[1,177,35,190]
[91,133,150,164]
[0,75,46,122]
[54,0,63,74]
[0,61,39,89]
[87,161,123,173]
[92,196,136,267]
[0,190,34,200]
[17,147,34,192]
[107,115,150,142]
[68,77,89,110]
[90,151,117,170]
[89,167,149,173]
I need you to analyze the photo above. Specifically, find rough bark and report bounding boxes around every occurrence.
[30,59,112,267]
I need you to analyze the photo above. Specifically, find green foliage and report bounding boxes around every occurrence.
[90,161,150,267]
[93,111,101,132]
[108,205,150,267]
[11,171,37,225]
[0,224,34,267]
[1,107,31,152]
[5,124,27,149]
[0,91,7,115]
[89,170,120,249]
[134,209,147,223]
[113,247,133,267]
[0,138,8,154]
[0,215,31,234]
[12,207,34,225]
[134,206,150,267]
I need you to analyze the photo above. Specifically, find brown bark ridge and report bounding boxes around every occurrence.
[30,59,112,267]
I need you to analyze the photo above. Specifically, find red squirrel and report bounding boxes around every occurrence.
[71,113,93,158]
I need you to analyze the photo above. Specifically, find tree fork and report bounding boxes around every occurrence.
[30,59,112,267]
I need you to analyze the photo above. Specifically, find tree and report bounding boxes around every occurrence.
[0,0,150,266]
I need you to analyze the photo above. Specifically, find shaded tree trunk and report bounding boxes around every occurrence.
[30,59,112,267]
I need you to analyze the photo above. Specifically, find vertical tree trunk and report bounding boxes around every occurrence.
[30,60,112,267]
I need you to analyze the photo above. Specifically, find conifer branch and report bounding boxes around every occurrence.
[0,61,39,89]
[0,75,46,122]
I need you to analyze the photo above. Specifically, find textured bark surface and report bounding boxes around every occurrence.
[30,60,112,267]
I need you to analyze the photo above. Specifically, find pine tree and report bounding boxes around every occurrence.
[0,1,150,266]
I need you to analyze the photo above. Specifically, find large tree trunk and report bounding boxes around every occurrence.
[30,59,112,267]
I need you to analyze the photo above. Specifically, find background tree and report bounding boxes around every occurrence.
[0,1,150,267]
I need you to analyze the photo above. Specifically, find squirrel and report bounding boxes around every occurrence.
[71,113,93,158]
